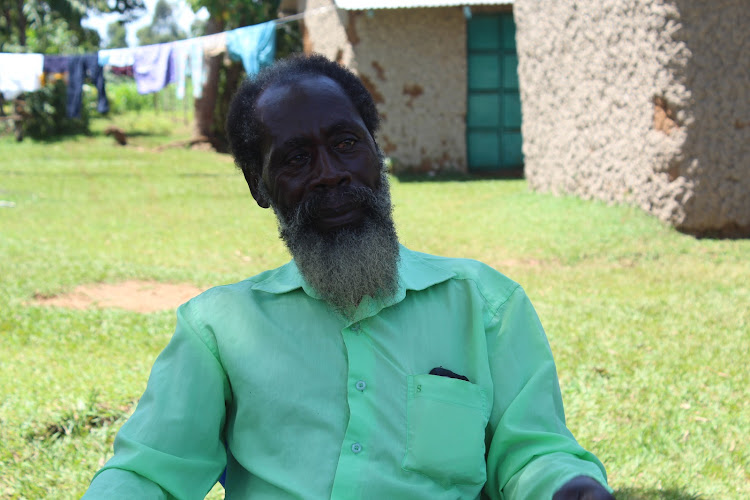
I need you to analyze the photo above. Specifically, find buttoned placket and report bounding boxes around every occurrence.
[328,319,376,499]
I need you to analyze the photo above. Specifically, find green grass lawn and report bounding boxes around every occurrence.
[1,112,748,499]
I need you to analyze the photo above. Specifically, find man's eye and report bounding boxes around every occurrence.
[286,153,309,166]
[335,139,356,150]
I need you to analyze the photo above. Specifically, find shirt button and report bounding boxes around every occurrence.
[351,442,362,454]
[355,380,367,391]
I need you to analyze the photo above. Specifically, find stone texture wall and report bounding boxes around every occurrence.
[300,0,469,173]
[515,0,749,236]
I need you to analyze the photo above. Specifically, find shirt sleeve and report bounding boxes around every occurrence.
[483,285,611,500]
[83,301,231,500]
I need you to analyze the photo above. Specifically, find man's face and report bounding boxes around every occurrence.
[255,75,382,232]
[251,73,400,314]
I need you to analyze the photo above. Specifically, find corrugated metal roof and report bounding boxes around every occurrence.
[334,0,513,10]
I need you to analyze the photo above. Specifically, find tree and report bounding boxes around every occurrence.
[189,16,207,38]
[186,0,301,150]
[0,0,145,53]
[136,0,187,46]
[105,20,128,49]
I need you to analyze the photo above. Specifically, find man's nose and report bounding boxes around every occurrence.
[312,149,351,189]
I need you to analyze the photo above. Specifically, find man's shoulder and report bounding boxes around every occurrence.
[184,260,298,309]
[405,247,515,283]
[403,247,521,306]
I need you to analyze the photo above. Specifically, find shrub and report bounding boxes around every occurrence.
[22,79,89,139]
[106,79,152,114]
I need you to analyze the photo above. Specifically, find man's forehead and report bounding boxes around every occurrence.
[257,74,353,111]
[255,74,366,142]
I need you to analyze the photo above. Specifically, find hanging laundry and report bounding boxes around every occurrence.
[133,43,177,95]
[200,32,227,58]
[172,40,206,100]
[67,54,109,118]
[0,53,44,99]
[43,55,70,74]
[111,66,134,77]
[226,22,276,76]
[98,47,136,68]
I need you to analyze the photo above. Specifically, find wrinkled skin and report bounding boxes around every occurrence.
[251,74,382,233]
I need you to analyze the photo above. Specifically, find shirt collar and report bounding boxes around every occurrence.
[251,244,455,299]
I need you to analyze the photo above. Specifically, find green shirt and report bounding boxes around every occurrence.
[84,246,609,500]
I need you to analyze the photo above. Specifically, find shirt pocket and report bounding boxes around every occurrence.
[402,374,490,485]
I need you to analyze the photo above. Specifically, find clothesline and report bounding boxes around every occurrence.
[274,5,335,26]
[0,4,336,117]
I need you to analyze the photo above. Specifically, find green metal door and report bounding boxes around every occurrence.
[467,12,523,172]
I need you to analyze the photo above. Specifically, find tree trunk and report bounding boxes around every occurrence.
[193,54,221,138]
[210,60,243,151]
[192,18,224,144]
[2,7,13,51]
[16,0,25,47]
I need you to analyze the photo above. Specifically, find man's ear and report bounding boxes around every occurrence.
[243,170,270,208]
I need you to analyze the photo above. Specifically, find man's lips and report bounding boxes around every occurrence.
[316,199,359,218]
[311,198,365,230]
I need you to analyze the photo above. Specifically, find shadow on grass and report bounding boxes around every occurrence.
[614,486,704,500]
[15,131,93,144]
[7,127,171,145]
[106,130,171,139]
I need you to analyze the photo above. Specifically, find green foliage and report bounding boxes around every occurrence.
[187,0,278,30]
[0,0,144,53]
[190,16,208,37]
[105,21,129,49]
[105,79,152,114]
[104,68,195,115]
[22,80,90,139]
[24,17,102,54]
[136,0,188,46]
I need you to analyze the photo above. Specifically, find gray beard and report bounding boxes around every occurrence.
[262,172,400,317]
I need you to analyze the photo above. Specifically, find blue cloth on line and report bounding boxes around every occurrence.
[173,40,205,100]
[66,54,109,118]
[226,22,276,76]
[133,43,177,95]
[43,55,70,74]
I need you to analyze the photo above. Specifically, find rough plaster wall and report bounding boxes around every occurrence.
[303,4,468,173]
[300,0,356,67]
[515,0,749,235]
[352,8,468,173]
[673,0,750,234]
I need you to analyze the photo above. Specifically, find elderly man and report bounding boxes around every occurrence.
[84,54,614,500]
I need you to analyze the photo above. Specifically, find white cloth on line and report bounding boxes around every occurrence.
[0,53,44,99]
[98,48,136,67]
[199,32,227,57]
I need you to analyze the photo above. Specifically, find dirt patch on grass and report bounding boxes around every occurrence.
[32,280,203,313]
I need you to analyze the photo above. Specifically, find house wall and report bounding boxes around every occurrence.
[671,1,750,235]
[300,0,470,173]
[515,0,749,235]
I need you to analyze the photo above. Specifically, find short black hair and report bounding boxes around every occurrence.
[226,53,380,184]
